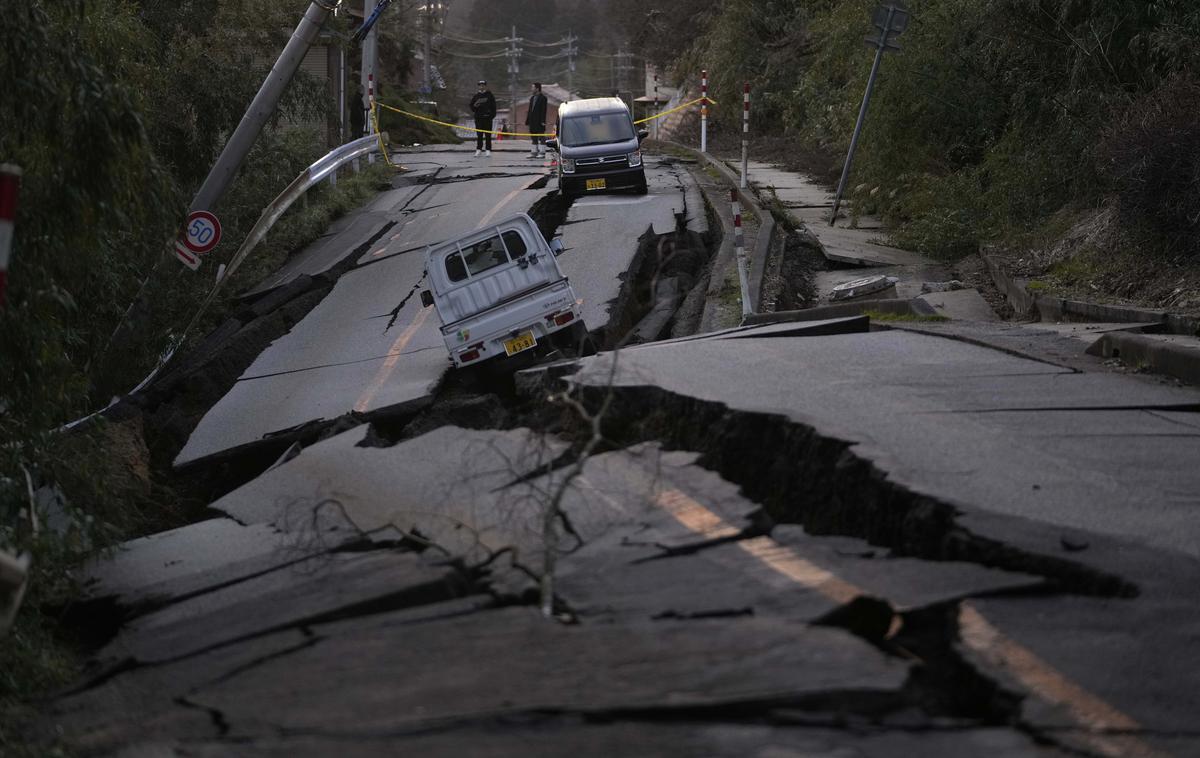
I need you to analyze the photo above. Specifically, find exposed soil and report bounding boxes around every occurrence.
[982,208,1200,319]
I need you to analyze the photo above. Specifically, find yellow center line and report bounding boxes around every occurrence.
[478,185,528,229]
[959,603,1163,758]
[353,306,432,413]
[653,488,1163,757]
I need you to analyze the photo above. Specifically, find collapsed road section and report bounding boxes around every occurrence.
[37,147,1200,758]
[160,150,708,497]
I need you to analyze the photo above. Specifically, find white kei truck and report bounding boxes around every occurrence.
[420,213,587,368]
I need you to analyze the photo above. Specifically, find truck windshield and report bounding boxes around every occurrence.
[561,112,635,147]
[445,230,528,283]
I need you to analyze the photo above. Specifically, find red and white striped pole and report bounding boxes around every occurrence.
[730,188,752,317]
[0,165,21,309]
[654,73,660,141]
[367,72,377,164]
[700,69,709,153]
[741,82,751,189]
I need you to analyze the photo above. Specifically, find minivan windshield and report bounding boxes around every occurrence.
[561,112,635,147]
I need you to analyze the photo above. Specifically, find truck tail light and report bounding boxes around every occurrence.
[553,311,575,326]
[460,349,481,364]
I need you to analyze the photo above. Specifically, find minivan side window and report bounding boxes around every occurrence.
[444,229,529,283]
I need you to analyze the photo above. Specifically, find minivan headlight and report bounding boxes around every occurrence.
[628,150,643,167]
[561,157,576,173]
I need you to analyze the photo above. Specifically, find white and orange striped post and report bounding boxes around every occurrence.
[731,188,752,317]
[700,69,709,153]
[0,165,20,309]
[740,82,750,189]
[367,72,377,164]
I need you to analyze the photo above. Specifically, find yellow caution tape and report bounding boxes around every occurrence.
[370,104,400,169]
[376,101,554,138]
[634,97,717,125]
[376,96,717,138]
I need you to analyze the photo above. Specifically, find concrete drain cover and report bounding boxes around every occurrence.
[831,275,899,302]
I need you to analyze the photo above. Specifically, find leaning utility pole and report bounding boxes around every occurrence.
[192,0,343,216]
[830,2,909,225]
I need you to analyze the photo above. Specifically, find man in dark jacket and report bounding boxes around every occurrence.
[469,80,497,157]
[526,82,548,159]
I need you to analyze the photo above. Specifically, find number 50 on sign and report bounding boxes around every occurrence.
[183,211,222,255]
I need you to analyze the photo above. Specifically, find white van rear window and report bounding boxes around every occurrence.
[445,230,529,283]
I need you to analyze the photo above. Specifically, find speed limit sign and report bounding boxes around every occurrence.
[183,210,222,255]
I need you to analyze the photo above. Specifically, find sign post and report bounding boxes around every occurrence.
[700,69,709,154]
[830,2,909,226]
[175,210,223,272]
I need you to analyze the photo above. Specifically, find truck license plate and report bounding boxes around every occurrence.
[503,331,537,356]
[585,178,606,191]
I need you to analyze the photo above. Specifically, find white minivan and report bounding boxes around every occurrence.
[420,214,586,368]
[546,98,649,198]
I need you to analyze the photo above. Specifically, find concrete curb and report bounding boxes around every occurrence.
[983,253,1200,335]
[983,252,1200,384]
[743,298,937,326]
[1086,331,1200,385]
[659,141,776,312]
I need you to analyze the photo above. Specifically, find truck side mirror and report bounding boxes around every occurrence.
[420,290,434,308]
[637,129,649,142]
[550,239,565,256]
[545,138,558,151]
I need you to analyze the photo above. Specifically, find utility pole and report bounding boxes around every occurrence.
[362,0,378,164]
[830,2,909,225]
[508,25,522,133]
[192,0,343,215]
[565,30,578,100]
[422,3,433,97]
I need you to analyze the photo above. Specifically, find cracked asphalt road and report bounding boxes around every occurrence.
[44,146,1200,757]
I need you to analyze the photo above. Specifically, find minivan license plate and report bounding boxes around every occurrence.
[586,178,606,191]
[503,331,537,356]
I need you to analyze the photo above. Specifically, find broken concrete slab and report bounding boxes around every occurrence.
[917,288,1000,321]
[557,158,692,331]
[131,724,1060,758]
[185,606,910,737]
[99,547,467,664]
[81,518,352,613]
[768,526,1042,610]
[959,592,1200,748]
[555,529,841,623]
[49,597,497,755]
[555,329,1200,564]
[210,426,568,567]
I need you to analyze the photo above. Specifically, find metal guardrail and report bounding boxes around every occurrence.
[179,132,390,339]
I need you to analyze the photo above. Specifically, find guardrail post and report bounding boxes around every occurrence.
[0,164,20,309]
[731,188,752,317]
